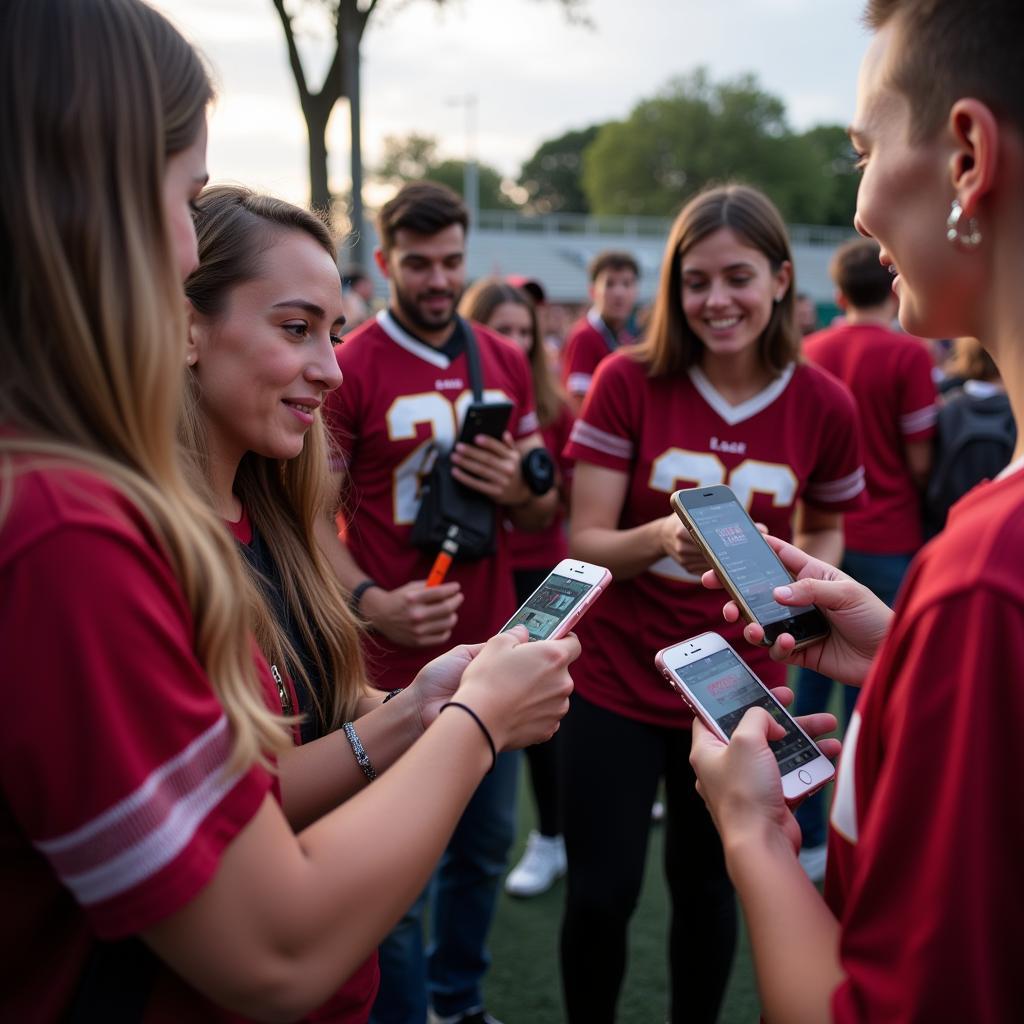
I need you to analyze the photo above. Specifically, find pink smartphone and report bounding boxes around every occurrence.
[501,558,612,641]
[655,631,835,802]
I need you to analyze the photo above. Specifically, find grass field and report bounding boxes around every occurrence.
[483,762,762,1024]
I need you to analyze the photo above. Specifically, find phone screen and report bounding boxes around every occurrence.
[503,573,592,641]
[688,499,814,626]
[675,649,820,775]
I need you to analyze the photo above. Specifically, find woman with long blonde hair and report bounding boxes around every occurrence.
[0,1,576,1019]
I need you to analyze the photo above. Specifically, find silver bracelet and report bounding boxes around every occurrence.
[342,721,376,782]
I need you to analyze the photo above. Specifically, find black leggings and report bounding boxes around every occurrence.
[514,568,563,837]
[559,694,737,1023]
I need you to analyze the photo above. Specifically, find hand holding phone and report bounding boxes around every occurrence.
[458,400,514,445]
[656,632,835,802]
[501,559,612,641]
[700,531,892,686]
[672,484,829,651]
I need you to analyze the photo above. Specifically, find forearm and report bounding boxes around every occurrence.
[506,486,558,531]
[314,514,371,591]
[795,525,844,569]
[277,692,422,831]
[569,520,663,580]
[725,828,845,1024]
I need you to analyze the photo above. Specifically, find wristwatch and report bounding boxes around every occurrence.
[520,447,556,496]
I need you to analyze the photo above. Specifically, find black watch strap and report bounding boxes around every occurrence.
[349,579,380,614]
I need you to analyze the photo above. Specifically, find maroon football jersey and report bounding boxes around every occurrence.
[827,462,1024,1022]
[560,308,634,401]
[564,351,866,726]
[326,311,537,690]
[804,323,936,554]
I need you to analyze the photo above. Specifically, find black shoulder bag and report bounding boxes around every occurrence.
[410,324,497,561]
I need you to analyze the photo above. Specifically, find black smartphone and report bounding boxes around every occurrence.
[458,400,514,445]
[671,484,829,650]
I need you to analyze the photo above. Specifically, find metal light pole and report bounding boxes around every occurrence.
[447,93,479,225]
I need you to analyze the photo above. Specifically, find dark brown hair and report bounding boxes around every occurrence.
[633,183,798,378]
[830,238,892,309]
[949,337,1000,383]
[459,278,566,427]
[377,181,469,254]
[864,1,1024,142]
[588,250,639,283]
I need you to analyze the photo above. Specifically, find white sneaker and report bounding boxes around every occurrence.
[798,843,828,883]
[504,831,567,897]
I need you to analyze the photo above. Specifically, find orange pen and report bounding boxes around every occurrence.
[426,525,460,587]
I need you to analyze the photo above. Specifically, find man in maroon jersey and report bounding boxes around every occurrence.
[793,236,937,879]
[323,182,557,1024]
[560,250,639,412]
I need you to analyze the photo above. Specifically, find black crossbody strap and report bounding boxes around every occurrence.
[461,318,484,402]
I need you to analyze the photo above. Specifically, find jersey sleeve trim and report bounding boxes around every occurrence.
[569,419,634,461]
[518,410,540,436]
[900,404,938,435]
[566,372,593,396]
[804,465,867,504]
[35,714,247,907]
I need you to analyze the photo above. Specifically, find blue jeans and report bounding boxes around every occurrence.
[370,749,520,1023]
[794,550,913,848]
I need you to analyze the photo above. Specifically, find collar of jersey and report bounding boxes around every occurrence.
[376,308,453,369]
[687,362,796,426]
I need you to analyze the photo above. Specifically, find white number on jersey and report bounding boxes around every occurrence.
[386,389,512,524]
[647,448,797,581]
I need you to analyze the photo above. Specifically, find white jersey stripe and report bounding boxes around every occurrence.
[900,404,938,434]
[804,465,866,503]
[566,372,593,396]
[570,419,634,461]
[36,715,240,902]
[518,411,540,436]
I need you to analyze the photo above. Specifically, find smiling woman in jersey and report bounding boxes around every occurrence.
[558,183,866,1023]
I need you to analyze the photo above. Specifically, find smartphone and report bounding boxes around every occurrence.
[458,400,514,445]
[671,484,829,650]
[655,632,835,802]
[501,559,612,641]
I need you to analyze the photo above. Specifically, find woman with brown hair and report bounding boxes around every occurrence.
[459,278,576,898]
[0,2,576,1019]
[558,183,865,1022]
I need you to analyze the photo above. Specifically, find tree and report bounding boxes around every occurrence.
[797,124,860,227]
[270,0,590,260]
[517,124,603,214]
[580,69,844,224]
[375,133,517,210]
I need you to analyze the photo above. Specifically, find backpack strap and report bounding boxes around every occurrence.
[69,938,159,1023]
[461,317,484,402]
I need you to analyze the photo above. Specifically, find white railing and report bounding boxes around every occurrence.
[475,208,856,246]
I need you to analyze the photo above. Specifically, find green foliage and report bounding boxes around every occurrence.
[581,69,858,226]
[517,124,603,214]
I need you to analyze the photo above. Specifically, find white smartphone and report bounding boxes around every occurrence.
[501,558,612,641]
[654,631,835,802]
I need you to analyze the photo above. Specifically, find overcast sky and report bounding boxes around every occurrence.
[157,0,871,207]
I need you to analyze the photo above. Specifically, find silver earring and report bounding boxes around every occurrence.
[946,199,982,249]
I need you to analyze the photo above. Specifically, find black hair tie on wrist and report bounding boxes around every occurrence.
[440,701,497,773]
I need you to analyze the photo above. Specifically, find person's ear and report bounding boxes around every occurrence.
[948,98,999,219]
[373,246,390,279]
[773,260,793,302]
[186,301,206,368]
[835,289,849,313]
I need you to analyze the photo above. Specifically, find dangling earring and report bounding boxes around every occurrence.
[946,199,982,249]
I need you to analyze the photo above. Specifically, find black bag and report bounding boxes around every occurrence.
[924,389,1017,536]
[411,323,497,561]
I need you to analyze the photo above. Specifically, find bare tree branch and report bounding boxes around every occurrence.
[270,0,312,106]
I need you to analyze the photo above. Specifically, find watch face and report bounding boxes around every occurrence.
[523,448,555,495]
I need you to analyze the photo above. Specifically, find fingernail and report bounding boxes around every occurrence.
[775,586,793,600]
